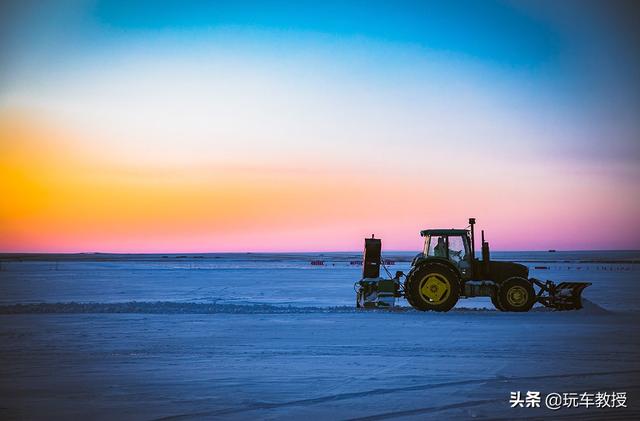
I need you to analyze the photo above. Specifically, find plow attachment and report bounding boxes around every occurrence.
[531,279,592,311]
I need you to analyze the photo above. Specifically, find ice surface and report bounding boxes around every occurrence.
[1,251,638,311]
[1,311,638,420]
[0,251,638,419]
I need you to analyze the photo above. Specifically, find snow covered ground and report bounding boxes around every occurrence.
[0,252,639,419]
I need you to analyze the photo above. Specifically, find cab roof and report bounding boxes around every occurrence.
[420,229,469,237]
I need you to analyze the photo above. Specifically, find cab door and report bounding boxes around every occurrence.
[447,235,472,277]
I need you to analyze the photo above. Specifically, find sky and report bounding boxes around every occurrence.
[0,0,639,252]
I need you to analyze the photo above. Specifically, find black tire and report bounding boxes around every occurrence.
[404,264,460,312]
[497,277,535,312]
[491,292,505,311]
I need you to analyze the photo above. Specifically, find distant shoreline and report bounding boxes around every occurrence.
[1,251,639,264]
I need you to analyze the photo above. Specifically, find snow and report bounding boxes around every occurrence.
[0,252,639,419]
[573,298,611,315]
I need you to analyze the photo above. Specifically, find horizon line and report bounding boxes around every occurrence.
[2,249,640,256]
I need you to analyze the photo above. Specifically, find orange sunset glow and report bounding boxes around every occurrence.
[2,108,637,252]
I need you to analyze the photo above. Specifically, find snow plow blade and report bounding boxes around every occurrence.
[531,279,592,310]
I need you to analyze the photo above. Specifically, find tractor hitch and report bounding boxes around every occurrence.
[355,272,403,308]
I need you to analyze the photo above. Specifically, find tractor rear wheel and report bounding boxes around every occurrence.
[404,264,460,312]
[497,277,535,312]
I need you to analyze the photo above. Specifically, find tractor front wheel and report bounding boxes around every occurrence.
[404,264,460,312]
[497,277,535,312]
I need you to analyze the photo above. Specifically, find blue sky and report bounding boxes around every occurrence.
[91,0,558,66]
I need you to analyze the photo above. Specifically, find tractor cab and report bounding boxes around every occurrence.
[420,229,472,276]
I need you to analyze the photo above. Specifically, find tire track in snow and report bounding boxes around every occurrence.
[347,398,503,420]
[483,409,640,421]
[351,403,640,421]
[348,383,640,420]
[152,370,640,420]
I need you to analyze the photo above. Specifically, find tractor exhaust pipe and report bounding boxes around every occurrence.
[481,230,491,276]
[468,218,476,260]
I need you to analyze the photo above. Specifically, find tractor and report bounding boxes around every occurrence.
[356,218,591,312]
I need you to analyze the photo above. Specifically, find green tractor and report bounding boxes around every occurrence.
[356,218,590,312]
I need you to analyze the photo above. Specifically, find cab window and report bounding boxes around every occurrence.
[425,235,448,258]
[447,235,469,265]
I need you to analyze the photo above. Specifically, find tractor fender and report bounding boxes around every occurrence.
[408,257,463,283]
[410,252,424,267]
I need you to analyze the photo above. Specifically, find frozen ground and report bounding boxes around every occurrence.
[0,251,639,420]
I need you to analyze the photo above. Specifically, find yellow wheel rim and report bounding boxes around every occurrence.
[506,285,528,307]
[418,273,451,305]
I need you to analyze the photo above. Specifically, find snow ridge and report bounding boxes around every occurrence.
[0,301,611,315]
